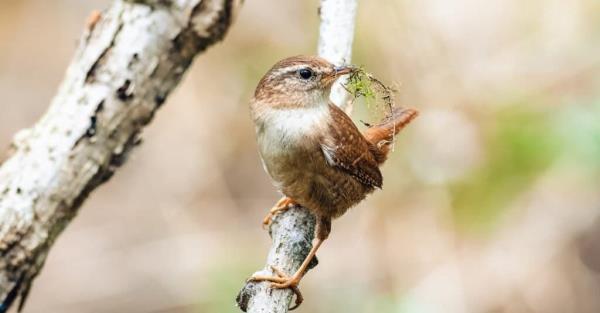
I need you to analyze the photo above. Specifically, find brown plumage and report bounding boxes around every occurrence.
[364,106,419,164]
[248,55,417,309]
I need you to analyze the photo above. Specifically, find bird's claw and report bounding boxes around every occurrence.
[248,265,304,310]
[261,212,279,229]
[262,197,296,229]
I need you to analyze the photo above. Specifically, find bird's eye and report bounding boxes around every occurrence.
[298,68,313,80]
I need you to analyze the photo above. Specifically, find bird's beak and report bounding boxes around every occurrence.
[322,65,354,86]
[333,66,353,76]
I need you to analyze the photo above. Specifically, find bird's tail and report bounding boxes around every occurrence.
[363,107,418,164]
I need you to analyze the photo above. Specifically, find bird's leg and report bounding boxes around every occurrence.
[249,217,331,310]
[262,196,297,228]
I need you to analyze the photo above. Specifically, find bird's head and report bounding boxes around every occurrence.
[253,55,352,109]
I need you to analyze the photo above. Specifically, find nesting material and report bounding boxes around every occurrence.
[343,66,397,113]
[343,66,409,149]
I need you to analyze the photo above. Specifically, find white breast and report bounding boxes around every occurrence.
[256,104,328,191]
[253,103,330,191]
[256,104,330,152]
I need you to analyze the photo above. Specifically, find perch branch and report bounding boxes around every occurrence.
[0,0,241,311]
[236,0,358,312]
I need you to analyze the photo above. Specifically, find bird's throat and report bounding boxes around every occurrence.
[255,101,331,152]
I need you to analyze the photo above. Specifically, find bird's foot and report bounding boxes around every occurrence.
[248,266,304,310]
[262,197,297,229]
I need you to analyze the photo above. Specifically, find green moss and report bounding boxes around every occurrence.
[345,67,377,104]
[344,67,396,113]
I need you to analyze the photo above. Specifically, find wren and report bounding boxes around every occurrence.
[248,55,418,309]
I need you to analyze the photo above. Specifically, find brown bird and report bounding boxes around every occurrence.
[248,55,417,308]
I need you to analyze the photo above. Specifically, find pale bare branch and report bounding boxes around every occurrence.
[0,0,241,311]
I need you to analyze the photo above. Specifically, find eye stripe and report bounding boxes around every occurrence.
[271,65,309,76]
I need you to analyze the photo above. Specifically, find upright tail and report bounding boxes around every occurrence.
[363,107,419,164]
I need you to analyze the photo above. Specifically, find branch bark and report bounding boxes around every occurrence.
[236,1,358,312]
[0,0,241,311]
[318,0,359,114]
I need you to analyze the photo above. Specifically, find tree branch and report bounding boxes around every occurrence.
[0,0,241,311]
[236,207,317,312]
[318,0,359,114]
[235,1,358,312]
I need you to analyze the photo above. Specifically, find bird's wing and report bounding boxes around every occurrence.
[321,103,383,188]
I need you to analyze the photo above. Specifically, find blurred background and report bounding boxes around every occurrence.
[1,0,600,312]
